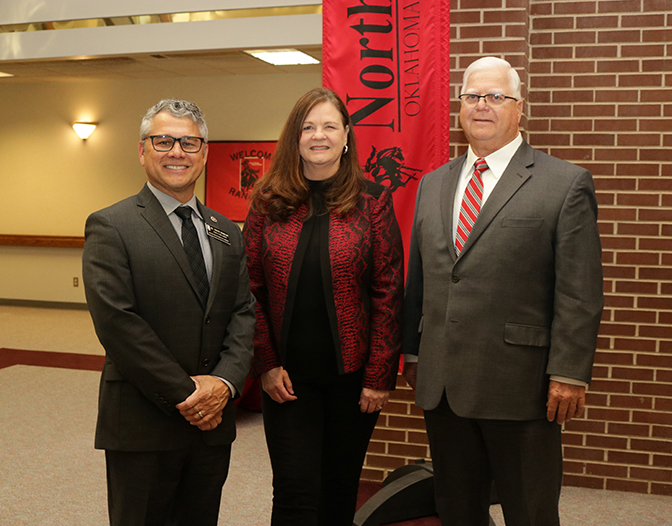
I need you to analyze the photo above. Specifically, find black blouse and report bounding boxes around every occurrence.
[285,178,339,381]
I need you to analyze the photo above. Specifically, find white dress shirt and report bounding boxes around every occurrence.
[452,134,523,245]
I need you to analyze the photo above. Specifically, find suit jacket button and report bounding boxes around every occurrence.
[205,317,211,324]
[202,358,210,367]
[452,274,460,283]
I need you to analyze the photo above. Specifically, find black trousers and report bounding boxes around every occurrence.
[262,373,379,526]
[424,395,562,526]
[105,439,231,526]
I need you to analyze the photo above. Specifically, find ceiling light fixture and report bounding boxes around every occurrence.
[244,49,319,66]
[72,122,97,140]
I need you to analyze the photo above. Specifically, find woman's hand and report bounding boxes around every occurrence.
[261,366,298,404]
[359,388,390,413]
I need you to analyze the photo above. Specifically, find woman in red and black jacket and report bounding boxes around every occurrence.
[243,87,403,526]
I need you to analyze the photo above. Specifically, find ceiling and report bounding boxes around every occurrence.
[0,46,323,84]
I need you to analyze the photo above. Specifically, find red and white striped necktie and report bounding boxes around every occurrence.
[455,158,488,255]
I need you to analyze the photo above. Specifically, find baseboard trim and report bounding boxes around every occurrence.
[0,299,88,310]
[0,348,104,371]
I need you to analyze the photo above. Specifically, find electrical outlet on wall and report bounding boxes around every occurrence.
[73,277,79,287]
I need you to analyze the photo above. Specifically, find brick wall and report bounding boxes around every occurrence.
[362,0,672,496]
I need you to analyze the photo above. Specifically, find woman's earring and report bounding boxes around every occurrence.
[343,144,349,154]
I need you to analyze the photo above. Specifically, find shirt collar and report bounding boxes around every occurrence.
[464,133,523,180]
[146,182,202,219]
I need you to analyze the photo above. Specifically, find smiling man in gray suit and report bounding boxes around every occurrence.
[402,57,604,526]
[83,99,255,526]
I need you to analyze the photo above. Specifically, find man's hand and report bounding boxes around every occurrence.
[261,366,298,404]
[176,375,231,429]
[193,411,223,431]
[402,362,418,390]
[546,380,586,425]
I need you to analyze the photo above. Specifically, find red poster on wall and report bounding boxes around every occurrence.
[204,141,277,221]
[323,0,451,255]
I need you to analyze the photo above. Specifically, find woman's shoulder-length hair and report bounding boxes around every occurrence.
[249,87,367,222]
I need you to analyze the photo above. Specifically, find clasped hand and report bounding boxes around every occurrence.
[176,375,230,431]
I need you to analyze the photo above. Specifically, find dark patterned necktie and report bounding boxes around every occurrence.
[174,206,209,305]
[455,158,488,256]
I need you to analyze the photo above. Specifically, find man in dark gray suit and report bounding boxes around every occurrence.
[83,99,255,526]
[402,57,603,526]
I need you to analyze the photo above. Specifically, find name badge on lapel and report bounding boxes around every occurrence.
[206,223,231,245]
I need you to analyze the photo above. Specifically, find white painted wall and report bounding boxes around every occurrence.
[0,70,322,303]
[0,0,323,304]
[0,246,87,303]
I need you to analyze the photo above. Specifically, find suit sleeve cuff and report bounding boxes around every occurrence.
[213,376,237,398]
[550,375,587,387]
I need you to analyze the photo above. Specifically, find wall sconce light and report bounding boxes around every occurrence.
[72,122,97,140]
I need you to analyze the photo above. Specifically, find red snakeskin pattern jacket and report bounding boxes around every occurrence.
[243,183,403,391]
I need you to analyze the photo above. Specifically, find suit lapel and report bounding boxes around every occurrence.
[440,155,465,261]
[137,187,205,308]
[458,141,534,256]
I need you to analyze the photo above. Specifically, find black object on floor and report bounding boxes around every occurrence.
[353,460,498,526]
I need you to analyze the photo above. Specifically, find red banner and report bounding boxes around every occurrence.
[323,0,451,255]
[205,141,277,221]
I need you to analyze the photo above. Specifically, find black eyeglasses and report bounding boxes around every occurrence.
[458,93,519,106]
[147,135,205,153]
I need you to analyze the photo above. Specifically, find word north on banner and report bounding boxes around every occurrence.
[323,0,451,248]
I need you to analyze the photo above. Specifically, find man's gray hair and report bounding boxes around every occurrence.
[462,57,523,100]
[139,99,209,141]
